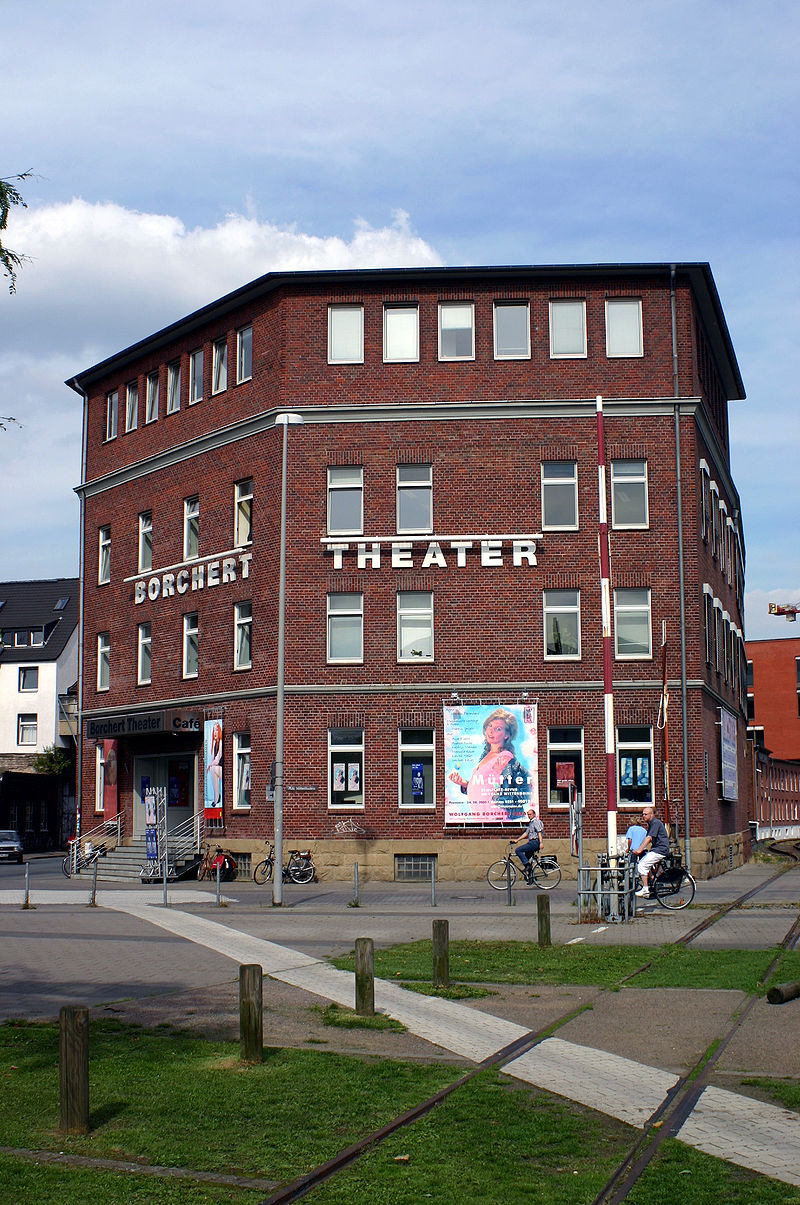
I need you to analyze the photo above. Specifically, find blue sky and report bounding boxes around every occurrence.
[2,0,798,638]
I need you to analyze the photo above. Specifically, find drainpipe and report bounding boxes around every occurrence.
[670,267,692,870]
[68,377,88,846]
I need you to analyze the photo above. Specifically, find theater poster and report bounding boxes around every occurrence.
[204,719,223,820]
[443,703,538,825]
[102,739,118,818]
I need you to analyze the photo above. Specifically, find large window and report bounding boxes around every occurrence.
[328,305,364,364]
[97,632,110,692]
[17,713,37,745]
[438,302,474,360]
[327,593,363,663]
[614,588,651,658]
[234,732,251,809]
[234,601,252,670]
[493,301,530,359]
[138,511,152,573]
[541,461,578,530]
[105,390,118,440]
[166,361,181,413]
[549,299,586,358]
[237,325,252,383]
[327,466,363,535]
[543,589,581,659]
[183,496,199,560]
[617,726,653,806]
[384,305,418,362]
[182,613,199,679]
[611,459,648,528]
[212,337,228,394]
[605,298,643,358]
[396,464,432,534]
[98,526,111,585]
[547,727,584,808]
[145,371,159,423]
[397,591,434,661]
[234,478,253,546]
[18,666,38,692]
[398,728,435,809]
[125,381,138,432]
[189,348,203,403]
[328,728,364,809]
[137,622,152,686]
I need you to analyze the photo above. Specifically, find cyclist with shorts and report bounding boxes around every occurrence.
[634,805,670,897]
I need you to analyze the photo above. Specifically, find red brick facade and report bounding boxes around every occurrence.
[746,636,800,760]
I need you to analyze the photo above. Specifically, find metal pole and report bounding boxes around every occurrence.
[430,858,436,907]
[670,266,691,871]
[596,396,618,861]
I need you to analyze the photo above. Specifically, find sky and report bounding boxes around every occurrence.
[1,0,798,640]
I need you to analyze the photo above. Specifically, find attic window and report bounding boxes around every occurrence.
[54,596,70,611]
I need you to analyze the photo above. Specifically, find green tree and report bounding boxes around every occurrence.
[32,745,73,777]
[1,170,33,294]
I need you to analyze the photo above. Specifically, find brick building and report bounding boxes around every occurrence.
[745,637,800,760]
[69,264,751,880]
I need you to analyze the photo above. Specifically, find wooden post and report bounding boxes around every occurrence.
[354,937,374,1016]
[767,981,800,1005]
[239,964,263,1062]
[432,919,450,987]
[59,1006,89,1134]
[537,895,552,948]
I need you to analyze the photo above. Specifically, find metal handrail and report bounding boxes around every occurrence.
[67,814,122,873]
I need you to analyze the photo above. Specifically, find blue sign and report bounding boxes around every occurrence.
[411,762,424,796]
[145,828,158,861]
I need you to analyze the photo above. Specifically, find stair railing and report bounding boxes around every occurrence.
[67,814,123,873]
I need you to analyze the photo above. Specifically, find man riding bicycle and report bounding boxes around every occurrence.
[633,804,670,897]
[512,807,544,878]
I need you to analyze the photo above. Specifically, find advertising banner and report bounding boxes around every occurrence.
[102,739,118,818]
[204,719,223,820]
[720,707,738,801]
[443,703,538,825]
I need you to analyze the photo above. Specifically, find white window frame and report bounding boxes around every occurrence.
[166,360,181,413]
[328,304,364,365]
[188,348,203,404]
[137,621,152,686]
[17,713,37,746]
[145,370,159,423]
[182,612,199,679]
[438,302,475,361]
[383,304,419,363]
[236,325,252,383]
[614,587,652,659]
[183,496,199,561]
[327,466,363,536]
[493,301,530,359]
[396,464,433,534]
[234,478,253,547]
[98,526,111,585]
[105,390,118,440]
[97,632,110,692]
[398,728,436,810]
[703,586,715,666]
[125,381,138,432]
[327,593,363,664]
[605,298,643,358]
[138,511,153,573]
[617,725,654,807]
[549,299,587,358]
[234,732,251,810]
[610,459,649,529]
[234,600,252,670]
[212,337,228,394]
[546,727,584,809]
[328,727,364,810]
[397,591,434,662]
[543,589,581,660]
[541,461,579,530]
[18,666,38,692]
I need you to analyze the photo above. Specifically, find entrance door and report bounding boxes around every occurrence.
[133,755,197,839]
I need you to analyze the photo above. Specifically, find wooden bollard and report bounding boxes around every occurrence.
[59,1006,89,1134]
[767,981,800,1005]
[354,937,374,1016]
[537,895,552,947]
[432,919,450,987]
[239,964,263,1062]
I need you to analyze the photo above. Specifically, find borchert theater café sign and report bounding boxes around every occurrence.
[85,710,202,741]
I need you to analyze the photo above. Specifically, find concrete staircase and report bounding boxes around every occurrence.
[90,839,201,883]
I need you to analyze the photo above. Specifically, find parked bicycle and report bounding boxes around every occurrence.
[197,843,238,882]
[635,852,696,910]
[253,844,316,885]
[487,841,562,891]
[62,842,107,878]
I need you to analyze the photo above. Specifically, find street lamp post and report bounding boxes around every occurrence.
[272,413,304,906]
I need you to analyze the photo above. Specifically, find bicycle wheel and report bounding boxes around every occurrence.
[531,858,562,890]
[652,868,696,910]
[62,855,73,878]
[289,862,315,884]
[487,859,517,890]
[253,858,273,884]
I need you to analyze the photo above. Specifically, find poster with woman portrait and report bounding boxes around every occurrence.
[443,703,538,825]
[204,719,223,820]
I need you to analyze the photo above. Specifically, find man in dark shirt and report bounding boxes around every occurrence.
[633,805,670,897]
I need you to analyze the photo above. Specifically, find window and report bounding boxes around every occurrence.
[234,601,252,670]
[605,298,643,357]
[438,302,474,360]
[98,526,111,585]
[396,464,432,534]
[97,632,110,692]
[234,732,251,809]
[18,666,38,691]
[138,511,152,573]
[328,728,364,809]
[397,591,434,661]
[611,459,648,528]
[327,466,363,535]
[328,305,363,364]
[236,325,252,382]
[166,361,181,413]
[189,348,203,403]
[125,382,138,432]
[543,589,581,659]
[105,390,118,440]
[384,305,419,362]
[212,338,228,393]
[327,593,363,663]
[704,589,715,665]
[145,371,159,423]
[617,726,653,805]
[183,496,199,560]
[234,478,253,546]
[17,714,37,745]
[182,613,198,678]
[541,461,578,529]
[547,727,584,807]
[614,588,652,658]
[494,301,530,359]
[549,299,586,358]
[137,622,152,685]
[700,462,711,542]
[399,728,435,809]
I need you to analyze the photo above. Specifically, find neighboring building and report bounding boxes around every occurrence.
[745,637,800,840]
[0,578,79,848]
[70,263,751,880]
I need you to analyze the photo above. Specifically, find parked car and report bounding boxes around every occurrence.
[0,831,24,863]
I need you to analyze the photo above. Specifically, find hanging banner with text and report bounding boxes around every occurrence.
[443,703,538,825]
[204,719,223,820]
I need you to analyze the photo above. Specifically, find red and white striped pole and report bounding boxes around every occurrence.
[596,395,618,860]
